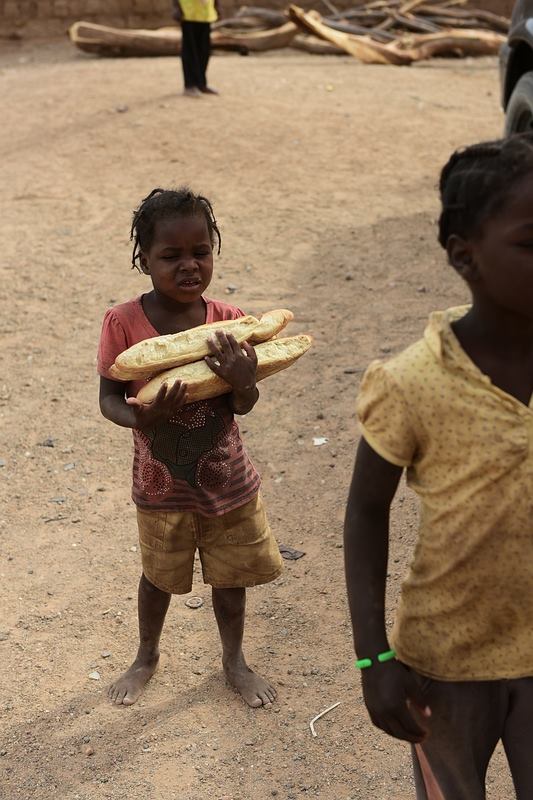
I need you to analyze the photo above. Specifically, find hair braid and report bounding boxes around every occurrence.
[438,133,533,249]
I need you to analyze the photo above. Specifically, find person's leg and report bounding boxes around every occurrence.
[198,23,217,94]
[212,587,276,708]
[411,675,505,799]
[108,573,171,705]
[502,677,533,799]
[181,21,202,96]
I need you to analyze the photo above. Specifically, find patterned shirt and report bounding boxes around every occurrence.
[357,306,533,681]
[97,295,261,516]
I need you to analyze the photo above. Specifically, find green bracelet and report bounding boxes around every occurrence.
[355,649,396,669]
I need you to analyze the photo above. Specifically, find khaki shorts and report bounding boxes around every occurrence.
[137,493,283,594]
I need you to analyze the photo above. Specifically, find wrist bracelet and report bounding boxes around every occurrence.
[355,649,396,669]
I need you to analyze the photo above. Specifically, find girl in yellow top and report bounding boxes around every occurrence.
[172,0,219,97]
[345,132,533,799]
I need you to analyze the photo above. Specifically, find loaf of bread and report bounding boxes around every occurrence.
[136,335,312,405]
[109,315,260,381]
[248,309,294,344]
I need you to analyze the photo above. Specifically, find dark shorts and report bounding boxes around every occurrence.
[412,671,533,799]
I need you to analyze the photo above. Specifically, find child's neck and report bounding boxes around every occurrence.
[142,291,207,335]
[452,300,533,405]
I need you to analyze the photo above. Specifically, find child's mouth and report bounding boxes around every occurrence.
[178,278,201,288]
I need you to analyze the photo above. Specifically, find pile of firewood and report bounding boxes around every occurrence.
[230,1,509,63]
[69,0,509,63]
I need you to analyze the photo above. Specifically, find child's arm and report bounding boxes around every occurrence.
[344,438,430,743]
[205,331,259,415]
[99,376,188,429]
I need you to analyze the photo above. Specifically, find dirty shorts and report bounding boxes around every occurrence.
[136,493,283,594]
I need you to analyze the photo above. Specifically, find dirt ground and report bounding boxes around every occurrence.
[0,40,516,800]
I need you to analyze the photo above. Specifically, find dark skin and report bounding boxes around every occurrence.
[102,213,275,708]
[171,0,221,96]
[344,172,533,743]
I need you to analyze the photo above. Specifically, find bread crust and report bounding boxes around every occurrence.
[248,309,294,344]
[110,315,260,381]
[136,334,312,405]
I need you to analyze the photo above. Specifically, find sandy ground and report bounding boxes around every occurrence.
[0,39,515,800]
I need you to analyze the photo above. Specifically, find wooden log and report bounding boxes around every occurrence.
[69,20,297,57]
[322,18,397,42]
[235,7,288,25]
[288,5,414,63]
[291,33,346,53]
[397,26,506,58]
[417,5,509,31]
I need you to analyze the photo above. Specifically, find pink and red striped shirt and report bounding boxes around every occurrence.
[97,295,261,516]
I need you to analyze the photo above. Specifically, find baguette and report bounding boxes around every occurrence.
[248,309,294,344]
[136,334,312,405]
[109,315,260,381]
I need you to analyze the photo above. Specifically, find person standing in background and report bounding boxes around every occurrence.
[172,0,220,97]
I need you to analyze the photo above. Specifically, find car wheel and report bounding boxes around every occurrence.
[505,72,533,135]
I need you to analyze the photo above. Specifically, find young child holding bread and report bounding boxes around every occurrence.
[97,187,284,708]
[344,134,533,798]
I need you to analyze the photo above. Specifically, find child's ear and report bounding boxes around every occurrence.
[446,235,480,283]
[139,252,150,275]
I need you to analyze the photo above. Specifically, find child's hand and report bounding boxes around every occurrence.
[126,380,188,428]
[205,331,258,393]
[361,660,431,743]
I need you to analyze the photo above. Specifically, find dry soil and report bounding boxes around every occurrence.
[0,40,515,800]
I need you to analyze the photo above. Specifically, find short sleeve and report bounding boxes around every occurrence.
[97,309,128,380]
[356,360,417,468]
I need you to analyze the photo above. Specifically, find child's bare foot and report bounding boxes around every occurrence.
[183,87,202,98]
[224,659,276,708]
[108,654,159,706]
[200,86,219,95]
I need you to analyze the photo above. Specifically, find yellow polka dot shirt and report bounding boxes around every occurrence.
[357,306,533,681]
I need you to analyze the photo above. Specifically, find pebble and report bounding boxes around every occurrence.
[88,671,101,681]
[115,104,129,113]
[0,460,5,467]
[0,749,7,756]
[185,596,203,609]
[0,632,9,641]
[225,284,238,294]
[63,463,75,471]
[83,745,94,756]
[344,273,354,281]
[38,438,55,448]
[101,650,112,659]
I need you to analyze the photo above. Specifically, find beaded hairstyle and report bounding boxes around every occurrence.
[130,187,221,271]
[438,132,533,249]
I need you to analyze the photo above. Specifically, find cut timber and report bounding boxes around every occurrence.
[288,5,414,64]
[216,21,297,51]
[69,20,297,57]
[400,27,505,57]
[291,33,346,53]
[137,335,312,405]
[288,5,504,63]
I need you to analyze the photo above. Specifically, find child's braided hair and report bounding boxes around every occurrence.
[130,187,221,271]
[438,132,533,249]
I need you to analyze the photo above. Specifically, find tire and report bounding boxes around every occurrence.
[505,71,533,135]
